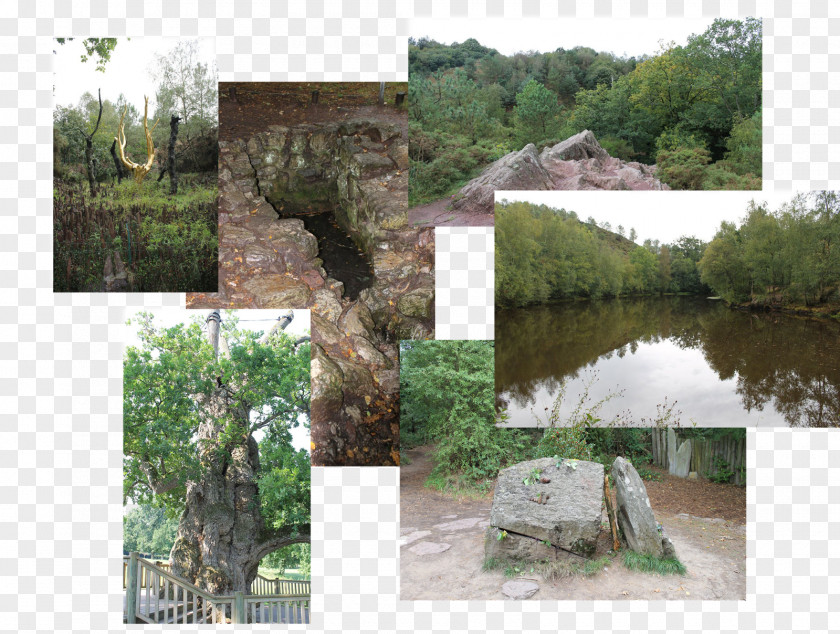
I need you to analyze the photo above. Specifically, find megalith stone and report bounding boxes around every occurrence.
[487,457,603,557]
[484,526,577,564]
[667,428,677,474]
[673,439,692,477]
[612,457,677,559]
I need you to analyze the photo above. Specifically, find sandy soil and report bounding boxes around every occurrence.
[400,445,746,601]
[408,198,495,227]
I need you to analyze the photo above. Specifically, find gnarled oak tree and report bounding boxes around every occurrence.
[123,310,310,596]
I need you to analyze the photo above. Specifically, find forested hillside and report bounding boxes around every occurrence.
[699,192,840,308]
[496,194,840,315]
[409,18,761,204]
[495,200,707,308]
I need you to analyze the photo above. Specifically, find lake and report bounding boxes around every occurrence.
[495,297,840,427]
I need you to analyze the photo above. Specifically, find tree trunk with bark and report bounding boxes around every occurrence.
[167,311,309,602]
[81,88,103,196]
[109,139,125,184]
[168,115,180,195]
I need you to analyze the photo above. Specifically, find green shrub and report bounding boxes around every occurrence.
[724,111,762,176]
[706,456,735,483]
[701,162,761,190]
[600,135,637,161]
[656,146,712,190]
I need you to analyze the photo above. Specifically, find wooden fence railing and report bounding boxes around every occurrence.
[124,553,310,624]
[123,557,170,589]
[123,557,311,596]
[250,574,311,596]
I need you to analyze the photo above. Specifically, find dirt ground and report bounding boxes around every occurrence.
[400,445,746,601]
[408,197,495,227]
[219,82,408,141]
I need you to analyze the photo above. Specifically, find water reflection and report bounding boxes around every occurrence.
[495,297,840,427]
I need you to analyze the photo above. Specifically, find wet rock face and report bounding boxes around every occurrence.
[486,457,604,561]
[451,130,669,217]
[189,118,433,467]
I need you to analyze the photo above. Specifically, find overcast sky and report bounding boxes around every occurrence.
[411,17,718,58]
[496,191,804,244]
[124,308,311,453]
[53,37,215,110]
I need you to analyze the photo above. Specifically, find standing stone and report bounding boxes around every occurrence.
[667,428,677,475]
[612,457,677,559]
[488,458,603,557]
[673,439,692,477]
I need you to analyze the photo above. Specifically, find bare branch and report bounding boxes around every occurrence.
[257,312,295,345]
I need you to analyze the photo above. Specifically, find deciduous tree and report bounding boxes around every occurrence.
[123,311,310,596]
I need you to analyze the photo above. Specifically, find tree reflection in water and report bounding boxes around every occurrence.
[496,297,840,427]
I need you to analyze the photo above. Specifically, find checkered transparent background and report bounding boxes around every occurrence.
[1,0,839,632]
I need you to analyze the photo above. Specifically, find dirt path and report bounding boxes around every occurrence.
[400,446,746,600]
[408,198,495,227]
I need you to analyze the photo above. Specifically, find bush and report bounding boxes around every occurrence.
[600,135,637,161]
[724,111,762,176]
[655,146,712,190]
[536,424,594,461]
[706,456,735,483]
[701,162,761,190]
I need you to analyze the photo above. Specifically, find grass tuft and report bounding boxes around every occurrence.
[622,550,686,575]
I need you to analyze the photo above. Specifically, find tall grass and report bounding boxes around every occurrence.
[53,179,217,292]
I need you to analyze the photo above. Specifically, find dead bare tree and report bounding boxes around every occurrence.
[79,88,103,195]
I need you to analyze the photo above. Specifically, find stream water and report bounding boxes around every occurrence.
[290,211,373,300]
[496,296,840,427]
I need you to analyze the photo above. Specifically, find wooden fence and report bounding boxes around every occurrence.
[250,573,311,596]
[123,557,311,597]
[651,429,746,486]
[124,553,310,624]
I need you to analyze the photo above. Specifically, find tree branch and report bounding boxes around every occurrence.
[254,524,311,563]
[138,456,182,496]
[258,312,295,344]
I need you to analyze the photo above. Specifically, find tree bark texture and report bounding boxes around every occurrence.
[110,139,125,184]
[168,115,180,195]
[168,313,309,601]
[81,88,103,195]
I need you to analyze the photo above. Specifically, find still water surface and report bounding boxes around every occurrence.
[495,297,840,427]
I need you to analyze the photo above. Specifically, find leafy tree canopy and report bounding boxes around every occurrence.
[55,38,120,72]
[123,312,311,532]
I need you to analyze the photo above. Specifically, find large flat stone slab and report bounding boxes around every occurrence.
[489,457,603,557]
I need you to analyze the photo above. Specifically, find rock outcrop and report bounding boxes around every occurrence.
[485,457,604,562]
[612,456,677,559]
[450,130,668,217]
[451,144,554,216]
[187,119,433,467]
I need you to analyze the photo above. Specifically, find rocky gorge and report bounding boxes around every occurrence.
[188,118,434,466]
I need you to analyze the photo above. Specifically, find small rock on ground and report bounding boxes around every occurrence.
[400,530,432,546]
[408,542,452,556]
[501,580,540,600]
[433,517,485,531]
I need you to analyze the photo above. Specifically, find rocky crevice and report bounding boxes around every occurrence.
[187,118,433,466]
